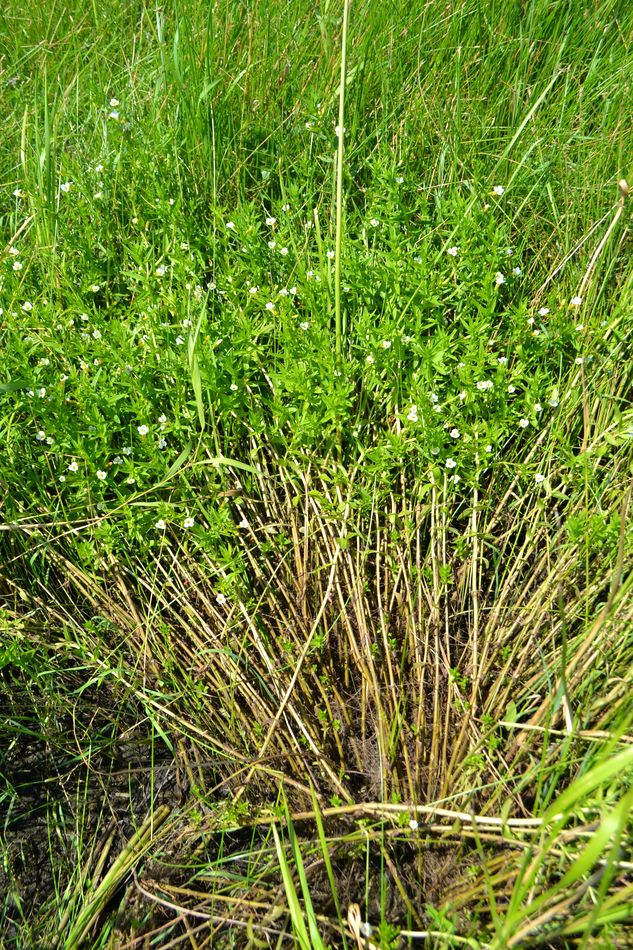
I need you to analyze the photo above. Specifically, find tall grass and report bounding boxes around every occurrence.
[1,0,632,946]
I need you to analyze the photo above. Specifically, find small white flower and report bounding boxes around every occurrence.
[534,402,542,412]
[548,397,559,408]
[334,125,345,137]
[512,266,521,276]
[36,430,46,441]
[570,295,582,307]
[230,383,238,391]
[395,176,404,184]
[519,418,529,428]
[265,216,276,226]
[450,428,460,439]
[13,189,24,198]
[505,247,513,256]
[113,456,123,465]
[60,374,68,382]
[175,335,184,345]
[265,301,275,311]
[92,328,102,339]
[497,356,508,365]
[37,387,46,398]
[22,301,33,311]
[282,203,290,212]
[155,519,166,530]
[60,181,72,193]
[155,265,166,276]
[238,517,249,529]
[226,221,236,230]
[370,218,379,228]
[289,286,297,295]
[95,163,104,173]
[538,307,550,316]
[215,593,227,605]
[249,286,259,294]
[447,246,458,257]
[267,240,276,249]
[366,354,375,365]
[59,474,66,482]
[123,446,132,455]
[127,476,136,484]
[451,474,461,484]
[446,458,457,469]
[534,473,545,484]
[12,261,23,271]
[91,284,100,293]
[527,317,535,326]
[575,356,584,365]
[299,321,309,330]
[459,390,466,401]
[380,340,391,349]
[576,324,584,332]
[279,246,289,256]
[430,393,439,403]
[108,110,119,120]
[495,272,505,286]
[94,191,104,200]
[158,438,167,449]
[326,249,335,259]
[138,425,149,436]
[408,819,419,831]
[183,517,195,528]
[477,380,493,391]
[492,185,505,196]
[158,414,167,425]
[96,470,107,481]
[407,406,419,422]
[109,97,119,107]
[485,444,493,452]
[508,385,516,394]
[68,460,79,472]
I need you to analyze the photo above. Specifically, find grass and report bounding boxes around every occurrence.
[1,0,632,946]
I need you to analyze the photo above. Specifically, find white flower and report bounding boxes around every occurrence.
[92,328,102,339]
[158,438,167,449]
[459,390,466,401]
[91,284,100,292]
[576,324,584,332]
[507,385,516,394]
[446,458,457,469]
[37,387,46,398]
[548,397,559,408]
[450,474,461,484]
[395,176,404,184]
[289,286,297,295]
[570,295,582,307]
[512,266,521,276]
[59,475,66,482]
[370,218,379,227]
[477,380,493,391]
[22,301,33,311]
[12,261,23,271]
[575,356,584,365]
[300,322,309,330]
[282,203,290,212]
[326,249,335,259]
[123,446,132,455]
[334,125,345,137]
[505,247,513,256]
[127,476,136,484]
[534,473,545,484]
[60,181,72,193]
[215,593,227,605]
[175,336,184,345]
[229,383,238,392]
[497,356,508,365]
[183,517,195,528]
[158,414,167,425]
[96,470,107,481]
[249,286,259,294]
[110,97,119,107]
[68,460,79,472]
[155,519,166,530]
[492,185,505,196]
[485,444,493,452]
[113,456,123,465]
[366,354,375,365]
[495,272,505,286]
[13,189,24,198]
[408,819,419,831]
[430,393,439,403]
[267,240,276,249]
[534,402,542,412]
[226,221,235,230]
[108,110,119,120]
[538,306,550,316]
[155,265,166,276]
[450,428,460,439]
[238,517,249,529]
[265,216,276,226]
[138,425,149,436]
[265,301,275,311]
[380,340,391,349]
[447,246,458,257]
[407,406,419,422]
[94,192,104,200]
[519,418,529,428]
[279,246,289,256]
[527,317,535,326]
[36,430,46,441]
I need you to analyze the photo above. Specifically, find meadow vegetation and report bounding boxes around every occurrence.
[0,0,632,946]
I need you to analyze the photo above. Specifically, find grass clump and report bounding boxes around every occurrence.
[1,0,632,946]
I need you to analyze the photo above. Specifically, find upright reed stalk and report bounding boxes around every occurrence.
[334,0,351,367]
